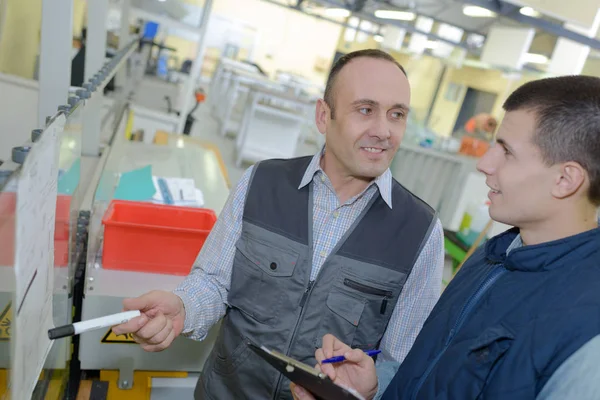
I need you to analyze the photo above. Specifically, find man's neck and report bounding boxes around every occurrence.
[520,206,599,246]
[320,153,373,205]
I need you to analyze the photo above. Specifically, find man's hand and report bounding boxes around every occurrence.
[112,290,186,352]
[290,334,379,400]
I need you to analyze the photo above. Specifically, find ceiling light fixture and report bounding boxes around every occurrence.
[523,53,549,64]
[325,8,351,18]
[374,34,384,42]
[374,10,416,21]
[425,40,439,49]
[519,6,540,17]
[463,5,496,18]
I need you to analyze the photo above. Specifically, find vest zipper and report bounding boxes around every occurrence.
[299,280,315,308]
[272,279,317,399]
[410,264,507,400]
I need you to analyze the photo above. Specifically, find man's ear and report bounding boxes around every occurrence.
[315,99,330,135]
[552,161,588,199]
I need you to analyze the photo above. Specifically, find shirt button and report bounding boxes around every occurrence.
[333,211,339,218]
[320,250,327,257]
[320,175,325,182]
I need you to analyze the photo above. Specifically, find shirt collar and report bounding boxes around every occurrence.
[505,216,600,255]
[506,234,523,255]
[298,146,394,209]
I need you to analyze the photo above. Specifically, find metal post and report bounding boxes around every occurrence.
[82,0,108,156]
[116,0,131,88]
[85,0,108,81]
[175,0,214,134]
[38,0,73,127]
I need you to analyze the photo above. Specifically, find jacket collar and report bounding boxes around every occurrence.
[485,223,600,272]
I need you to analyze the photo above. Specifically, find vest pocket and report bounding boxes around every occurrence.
[466,324,515,396]
[229,235,299,324]
[340,274,397,350]
[316,291,365,346]
[213,329,251,376]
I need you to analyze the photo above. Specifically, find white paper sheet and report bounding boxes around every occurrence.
[152,176,204,207]
[12,115,64,399]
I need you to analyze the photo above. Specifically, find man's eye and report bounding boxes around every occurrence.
[391,111,405,119]
[359,108,372,115]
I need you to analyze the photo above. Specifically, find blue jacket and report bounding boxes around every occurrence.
[382,226,600,399]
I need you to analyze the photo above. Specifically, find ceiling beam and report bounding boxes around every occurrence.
[315,0,478,51]
[261,0,383,37]
[372,0,487,38]
[462,0,600,50]
[260,0,545,73]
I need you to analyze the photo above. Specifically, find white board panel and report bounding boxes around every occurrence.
[12,115,64,399]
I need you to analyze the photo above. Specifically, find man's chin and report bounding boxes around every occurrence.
[488,208,511,227]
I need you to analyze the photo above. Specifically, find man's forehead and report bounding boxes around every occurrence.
[498,110,537,137]
[335,59,410,104]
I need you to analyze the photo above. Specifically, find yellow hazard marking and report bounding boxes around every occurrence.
[101,327,137,344]
[0,303,11,341]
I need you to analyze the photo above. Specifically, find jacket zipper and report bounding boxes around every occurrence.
[344,278,393,315]
[410,264,507,400]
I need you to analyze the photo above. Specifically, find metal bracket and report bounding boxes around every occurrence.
[117,357,134,390]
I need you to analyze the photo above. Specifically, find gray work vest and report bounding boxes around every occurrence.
[195,156,436,399]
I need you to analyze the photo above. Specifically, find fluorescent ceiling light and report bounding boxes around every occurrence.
[463,5,496,18]
[523,53,548,64]
[519,6,540,17]
[374,10,416,21]
[325,8,351,18]
[374,34,384,42]
[425,40,438,49]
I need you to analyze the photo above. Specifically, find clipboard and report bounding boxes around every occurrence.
[247,341,365,400]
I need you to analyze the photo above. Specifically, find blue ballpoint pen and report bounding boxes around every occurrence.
[321,349,382,364]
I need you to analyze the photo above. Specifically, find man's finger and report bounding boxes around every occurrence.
[123,292,157,312]
[344,348,368,364]
[322,334,337,359]
[141,328,176,352]
[145,318,173,345]
[315,348,325,363]
[111,314,148,335]
[291,383,316,399]
[135,312,167,340]
[320,363,336,381]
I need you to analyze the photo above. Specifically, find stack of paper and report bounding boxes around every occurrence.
[151,176,204,207]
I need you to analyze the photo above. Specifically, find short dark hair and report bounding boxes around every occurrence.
[324,49,407,119]
[503,75,600,205]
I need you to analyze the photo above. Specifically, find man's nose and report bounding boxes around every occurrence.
[477,148,496,175]
[370,114,391,140]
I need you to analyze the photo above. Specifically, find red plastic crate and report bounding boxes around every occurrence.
[0,192,71,267]
[101,200,217,275]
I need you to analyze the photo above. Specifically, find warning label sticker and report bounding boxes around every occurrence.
[0,303,11,341]
[101,328,137,344]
